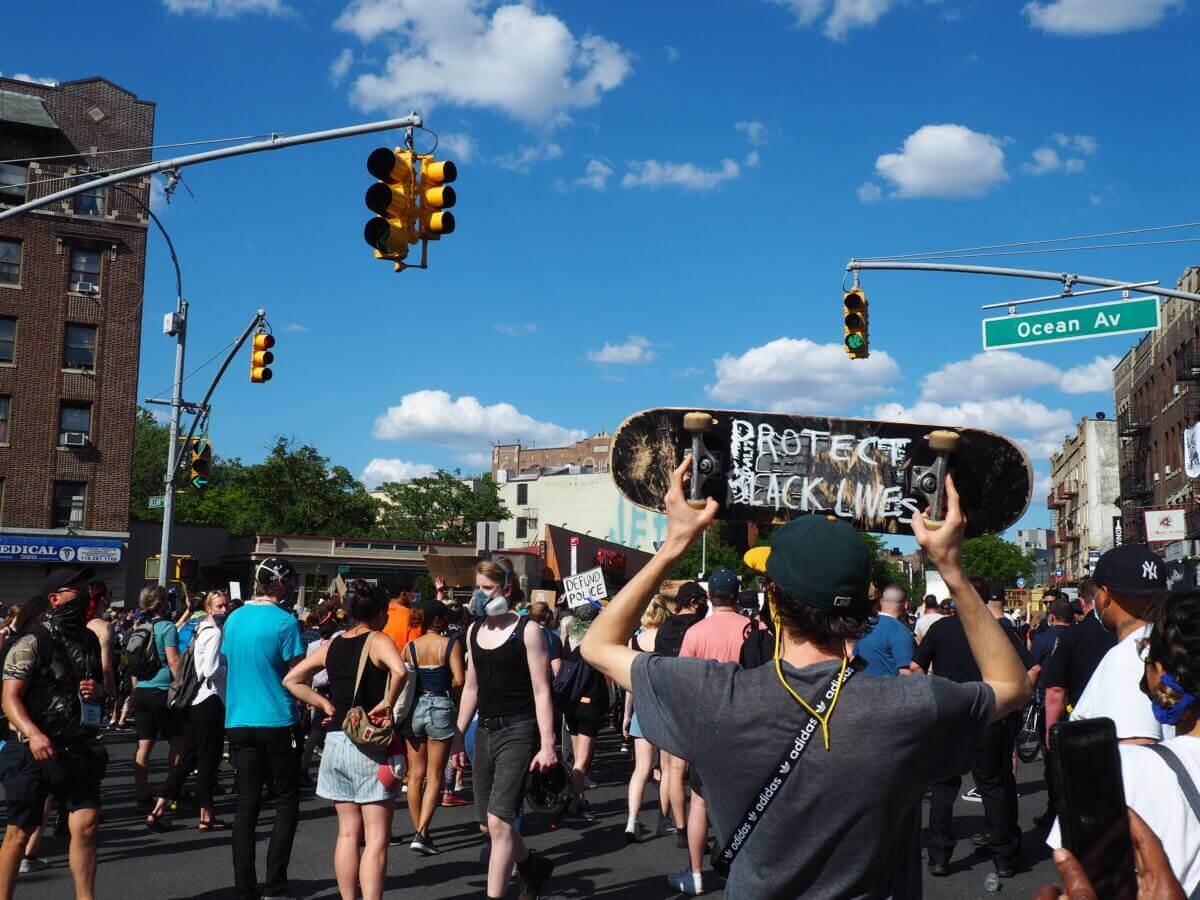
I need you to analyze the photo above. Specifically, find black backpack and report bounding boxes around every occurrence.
[655,612,703,659]
[552,644,595,709]
[123,621,163,680]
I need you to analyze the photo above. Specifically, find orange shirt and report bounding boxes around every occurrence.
[383,604,424,650]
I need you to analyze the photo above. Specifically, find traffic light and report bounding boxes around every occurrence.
[173,555,199,582]
[417,155,457,240]
[843,288,869,359]
[364,147,416,264]
[189,438,211,490]
[250,330,274,383]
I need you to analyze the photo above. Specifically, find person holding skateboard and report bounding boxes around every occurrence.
[582,457,1032,898]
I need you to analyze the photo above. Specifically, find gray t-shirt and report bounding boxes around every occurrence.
[631,653,995,899]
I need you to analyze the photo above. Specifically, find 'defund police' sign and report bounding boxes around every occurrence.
[0,535,123,564]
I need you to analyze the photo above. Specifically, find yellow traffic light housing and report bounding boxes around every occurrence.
[364,147,416,263]
[843,289,869,359]
[174,555,199,582]
[250,331,275,383]
[189,438,212,490]
[417,155,457,240]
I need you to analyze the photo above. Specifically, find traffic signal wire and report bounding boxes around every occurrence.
[145,339,239,403]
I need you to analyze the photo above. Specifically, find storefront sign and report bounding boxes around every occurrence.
[1113,515,1123,547]
[0,535,123,564]
[594,548,627,574]
[1144,508,1187,543]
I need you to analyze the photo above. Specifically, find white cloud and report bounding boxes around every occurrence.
[1053,132,1098,155]
[3,72,58,86]
[337,0,632,125]
[872,397,1074,436]
[163,0,290,16]
[666,45,680,62]
[621,158,739,191]
[371,389,586,451]
[746,150,761,168]
[707,338,901,412]
[674,367,703,379]
[329,49,355,85]
[1022,145,1086,175]
[284,323,308,333]
[577,159,614,190]
[919,351,1121,402]
[1033,469,1053,498]
[874,124,1007,198]
[494,322,537,336]
[149,174,168,211]
[587,335,655,365]
[735,120,768,146]
[495,142,561,173]
[769,0,900,39]
[857,181,883,203]
[1024,0,1182,35]
[439,132,476,163]
[361,458,436,487]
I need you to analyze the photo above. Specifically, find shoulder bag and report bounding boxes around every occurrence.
[342,633,394,751]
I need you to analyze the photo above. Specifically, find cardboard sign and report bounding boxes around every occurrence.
[563,566,607,610]
[529,589,557,607]
[229,581,242,601]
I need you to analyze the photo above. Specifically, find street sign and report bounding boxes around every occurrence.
[1054,568,1063,578]
[982,297,1160,350]
[148,495,165,509]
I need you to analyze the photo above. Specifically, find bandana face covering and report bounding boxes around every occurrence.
[47,594,87,632]
[1151,672,1197,726]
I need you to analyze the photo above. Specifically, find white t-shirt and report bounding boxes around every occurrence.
[914,611,944,642]
[1070,626,1163,742]
[1048,736,1200,896]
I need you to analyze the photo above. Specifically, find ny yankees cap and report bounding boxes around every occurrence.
[1092,543,1167,596]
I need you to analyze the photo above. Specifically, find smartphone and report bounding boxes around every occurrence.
[1050,718,1137,900]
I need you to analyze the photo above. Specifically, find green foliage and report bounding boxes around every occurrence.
[376,470,509,544]
[670,522,749,581]
[862,532,915,599]
[961,534,1035,587]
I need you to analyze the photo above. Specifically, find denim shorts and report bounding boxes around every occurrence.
[473,718,537,821]
[403,694,456,741]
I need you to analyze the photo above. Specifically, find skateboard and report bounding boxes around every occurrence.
[610,407,1032,538]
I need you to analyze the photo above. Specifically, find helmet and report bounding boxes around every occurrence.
[525,758,571,814]
[255,556,297,586]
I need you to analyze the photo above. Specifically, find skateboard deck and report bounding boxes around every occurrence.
[611,407,1031,538]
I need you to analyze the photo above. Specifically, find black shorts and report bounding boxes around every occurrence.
[0,737,107,828]
[473,718,537,822]
[688,762,703,798]
[134,687,180,741]
[563,695,606,738]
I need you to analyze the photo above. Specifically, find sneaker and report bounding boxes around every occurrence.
[574,801,596,823]
[655,818,678,837]
[584,776,598,790]
[666,869,704,896]
[516,850,555,900]
[18,857,48,874]
[410,833,440,856]
[961,787,983,803]
[440,790,470,807]
[619,742,631,754]
[625,821,646,843]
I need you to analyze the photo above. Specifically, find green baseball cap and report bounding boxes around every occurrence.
[766,515,870,611]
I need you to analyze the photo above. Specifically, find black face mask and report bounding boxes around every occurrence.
[212,613,228,629]
[47,595,87,632]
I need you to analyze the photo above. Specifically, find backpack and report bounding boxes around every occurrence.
[552,644,595,709]
[656,612,703,659]
[123,621,163,680]
[177,618,199,655]
[167,640,201,710]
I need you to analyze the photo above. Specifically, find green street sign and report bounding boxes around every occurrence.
[982,296,1160,350]
[147,495,165,509]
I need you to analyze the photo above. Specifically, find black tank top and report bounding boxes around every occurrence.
[471,617,533,718]
[326,632,390,730]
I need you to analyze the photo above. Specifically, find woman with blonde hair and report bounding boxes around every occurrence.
[622,596,682,842]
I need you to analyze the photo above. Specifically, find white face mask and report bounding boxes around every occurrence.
[484,595,510,617]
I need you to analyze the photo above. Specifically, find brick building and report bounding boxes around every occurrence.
[0,77,155,603]
[491,432,613,481]
[1114,269,1200,584]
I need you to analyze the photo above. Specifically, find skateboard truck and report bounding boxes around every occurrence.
[910,430,960,531]
[682,411,720,509]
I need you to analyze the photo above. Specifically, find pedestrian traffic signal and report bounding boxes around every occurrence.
[843,289,869,359]
[417,155,456,240]
[189,438,211,490]
[173,555,199,582]
[364,147,416,264]
[250,331,274,383]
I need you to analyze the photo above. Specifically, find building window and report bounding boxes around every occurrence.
[516,483,528,505]
[0,395,9,443]
[0,164,25,205]
[52,481,86,528]
[0,317,13,363]
[0,239,20,285]
[63,324,97,369]
[59,402,91,446]
[516,517,528,539]
[68,249,101,294]
[74,182,105,217]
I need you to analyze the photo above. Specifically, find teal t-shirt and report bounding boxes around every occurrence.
[221,602,304,729]
[139,620,179,691]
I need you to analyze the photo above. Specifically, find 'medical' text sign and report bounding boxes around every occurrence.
[982,297,1160,350]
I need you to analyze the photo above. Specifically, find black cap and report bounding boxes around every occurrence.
[255,556,297,586]
[708,569,740,596]
[766,515,870,611]
[675,581,707,608]
[1092,544,1167,595]
[40,567,95,597]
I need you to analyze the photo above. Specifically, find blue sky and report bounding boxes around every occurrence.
[6,0,1198,539]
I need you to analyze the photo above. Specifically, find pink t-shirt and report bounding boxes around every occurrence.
[680,609,753,664]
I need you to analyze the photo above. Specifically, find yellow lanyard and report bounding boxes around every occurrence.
[772,612,848,751]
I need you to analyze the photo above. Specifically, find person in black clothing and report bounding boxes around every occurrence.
[0,567,107,900]
[912,576,1035,879]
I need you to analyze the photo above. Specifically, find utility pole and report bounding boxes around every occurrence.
[158,300,187,587]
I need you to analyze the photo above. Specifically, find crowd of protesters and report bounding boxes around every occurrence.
[0,466,1195,898]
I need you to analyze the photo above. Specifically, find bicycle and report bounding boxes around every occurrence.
[1015,699,1045,763]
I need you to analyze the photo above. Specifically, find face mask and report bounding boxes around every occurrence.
[212,613,228,629]
[1092,592,1109,632]
[48,594,87,631]
[469,588,489,618]
[1151,672,1197,726]
[484,595,510,617]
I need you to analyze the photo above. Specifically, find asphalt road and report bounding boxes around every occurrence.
[7,728,1061,899]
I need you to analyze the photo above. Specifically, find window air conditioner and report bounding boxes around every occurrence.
[71,281,98,294]
[63,432,88,447]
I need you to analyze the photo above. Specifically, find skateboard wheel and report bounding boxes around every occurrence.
[683,412,715,433]
[687,499,708,510]
[926,430,960,452]
[924,519,945,532]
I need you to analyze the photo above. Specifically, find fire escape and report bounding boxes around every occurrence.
[1117,402,1151,543]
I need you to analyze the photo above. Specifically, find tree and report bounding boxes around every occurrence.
[376,470,509,544]
[961,534,1035,587]
[670,522,747,581]
[862,533,916,600]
